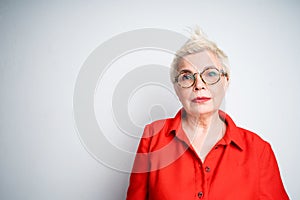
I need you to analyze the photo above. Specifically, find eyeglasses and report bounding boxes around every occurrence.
[174,66,228,88]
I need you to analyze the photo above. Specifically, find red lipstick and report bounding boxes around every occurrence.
[192,97,211,103]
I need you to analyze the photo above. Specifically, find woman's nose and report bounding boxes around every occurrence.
[193,73,206,91]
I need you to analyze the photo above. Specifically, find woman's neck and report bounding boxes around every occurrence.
[182,110,223,134]
[181,109,226,161]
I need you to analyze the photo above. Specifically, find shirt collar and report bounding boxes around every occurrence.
[218,110,245,150]
[166,109,245,151]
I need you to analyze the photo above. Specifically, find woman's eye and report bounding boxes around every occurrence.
[207,71,218,77]
[182,74,193,80]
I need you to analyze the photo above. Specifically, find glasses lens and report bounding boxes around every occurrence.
[202,68,220,84]
[177,72,194,88]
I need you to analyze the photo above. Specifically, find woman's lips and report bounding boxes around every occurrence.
[192,97,211,103]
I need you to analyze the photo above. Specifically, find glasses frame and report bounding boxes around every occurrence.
[174,66,228,88]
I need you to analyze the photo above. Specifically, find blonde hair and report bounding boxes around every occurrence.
[170,27,230,83]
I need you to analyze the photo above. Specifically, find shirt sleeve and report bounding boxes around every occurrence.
[126,125,151,200]
[259,143,289,199]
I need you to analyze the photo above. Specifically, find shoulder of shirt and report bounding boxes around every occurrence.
[236,126,267,142]
[144,117,173,137]
[141,118,176,152]
[234,126,271,151]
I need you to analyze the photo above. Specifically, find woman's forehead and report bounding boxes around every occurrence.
[178,51,222,71]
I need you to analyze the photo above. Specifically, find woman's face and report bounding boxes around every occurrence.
[174,50,228,117]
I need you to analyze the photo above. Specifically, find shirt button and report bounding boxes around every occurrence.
[205,166,211,172]
[198,191,203,198]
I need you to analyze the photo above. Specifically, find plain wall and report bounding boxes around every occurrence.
[1,0,299,199]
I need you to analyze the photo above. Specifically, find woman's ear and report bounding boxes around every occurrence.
[173,83,180,100]
[223,77,229,91]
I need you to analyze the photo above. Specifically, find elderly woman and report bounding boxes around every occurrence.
[126,28,289,200]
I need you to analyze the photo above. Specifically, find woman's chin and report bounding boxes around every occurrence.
[184,106,217,117]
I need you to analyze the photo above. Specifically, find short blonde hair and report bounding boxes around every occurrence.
[170,27,230,83]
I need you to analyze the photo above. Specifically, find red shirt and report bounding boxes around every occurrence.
[126,110,289,200]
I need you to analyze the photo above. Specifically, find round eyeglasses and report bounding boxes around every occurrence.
[174,66,228,88]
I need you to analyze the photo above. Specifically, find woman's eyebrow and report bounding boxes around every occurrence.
[178,65,217,74]
[178,69,193,74]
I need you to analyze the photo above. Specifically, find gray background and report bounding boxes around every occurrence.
[1,0,299,199]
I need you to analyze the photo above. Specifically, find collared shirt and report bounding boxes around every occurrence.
[126,110,289,200]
